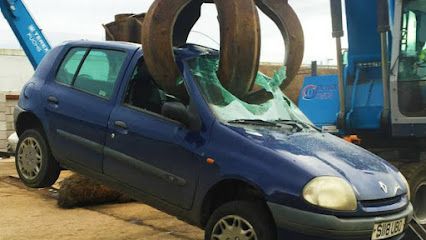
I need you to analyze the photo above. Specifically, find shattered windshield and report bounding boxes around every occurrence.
[186,55,313,128]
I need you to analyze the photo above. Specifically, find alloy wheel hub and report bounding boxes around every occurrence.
[211,215,257,240]
[17,137,42,180]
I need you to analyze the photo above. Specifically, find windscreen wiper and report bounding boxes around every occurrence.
[275,119,320,131]
[228,119,281,127]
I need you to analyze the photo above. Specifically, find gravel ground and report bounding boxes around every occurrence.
[0,158,203,240]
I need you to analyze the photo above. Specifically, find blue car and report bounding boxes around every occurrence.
[14,41,413,240]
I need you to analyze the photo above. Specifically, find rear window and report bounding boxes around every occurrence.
[55,48,127,99]
[73,49,127,98]
[56,48,86,85]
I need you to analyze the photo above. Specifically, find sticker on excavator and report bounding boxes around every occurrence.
[298,75,340,128]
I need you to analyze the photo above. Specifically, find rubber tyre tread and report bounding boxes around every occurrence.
[15,129,60,188]
[397,161,426,220]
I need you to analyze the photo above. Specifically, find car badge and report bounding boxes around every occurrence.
[379,181,388,193]
[394,185,401,195]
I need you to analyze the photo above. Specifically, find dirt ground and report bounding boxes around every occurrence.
[0,158,203,240]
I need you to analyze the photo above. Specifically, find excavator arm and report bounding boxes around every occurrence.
[0,0,51,69]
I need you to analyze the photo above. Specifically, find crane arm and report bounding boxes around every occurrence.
[0,0,51,69]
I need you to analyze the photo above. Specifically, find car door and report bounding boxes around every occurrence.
[103,57,202,209]
[43,47,128,172]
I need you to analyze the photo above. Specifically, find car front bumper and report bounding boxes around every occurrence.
[267,202,413,240]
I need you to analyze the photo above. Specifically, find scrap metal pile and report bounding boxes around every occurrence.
[104,0,304,102]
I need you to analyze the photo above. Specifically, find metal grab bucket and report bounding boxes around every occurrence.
[104,0,305,103]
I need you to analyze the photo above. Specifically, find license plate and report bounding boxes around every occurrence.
[371,218,405,240]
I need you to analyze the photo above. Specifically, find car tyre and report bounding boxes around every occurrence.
[15,129,60,188]
[401,163,426,224]
[205,200,276,240]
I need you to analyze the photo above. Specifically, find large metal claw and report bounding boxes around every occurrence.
[142,0,304,100]
[256,0,305,89]
[142,0,261,99]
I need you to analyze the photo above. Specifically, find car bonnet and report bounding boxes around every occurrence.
[228,124,408,201]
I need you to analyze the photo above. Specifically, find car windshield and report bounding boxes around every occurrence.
[186,55,314,130]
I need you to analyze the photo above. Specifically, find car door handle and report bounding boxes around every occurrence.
[114,121,128,129]
[47,96,59,104]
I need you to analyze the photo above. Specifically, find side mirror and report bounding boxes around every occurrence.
[161,102,201,131]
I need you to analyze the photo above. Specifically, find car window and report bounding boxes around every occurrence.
[124,59,167,114]
[73,49,127,99]
[56,48,87,85]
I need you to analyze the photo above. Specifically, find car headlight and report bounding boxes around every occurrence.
[398,172,411,201]
[303,176,357,211]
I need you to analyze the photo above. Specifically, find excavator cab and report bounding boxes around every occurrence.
[298,0,426,138]
[391,0,426,136]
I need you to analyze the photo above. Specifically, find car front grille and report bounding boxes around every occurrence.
[361,195,404,208]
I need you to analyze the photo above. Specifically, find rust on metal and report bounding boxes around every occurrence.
[215,0,261,99]
[104,13,145,43]
[256,0,304,90]
[173,0,203,47]
[132,0,304,101]
[142,0,193,95]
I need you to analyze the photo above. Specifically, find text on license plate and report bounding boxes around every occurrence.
[372,218,405,240]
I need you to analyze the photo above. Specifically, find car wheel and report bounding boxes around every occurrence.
[15,129,60,188]
[205,201,276,240]
[397,162,426,224]
[406,167,426,224]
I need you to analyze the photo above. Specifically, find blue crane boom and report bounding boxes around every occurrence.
[0,0,51,69]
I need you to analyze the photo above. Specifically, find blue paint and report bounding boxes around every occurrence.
[15,41,411,237]
[298,75,339,128]
[346,66,384,130]
[299,0,396,134]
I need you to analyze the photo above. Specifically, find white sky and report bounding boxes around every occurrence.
[0,0,348,65]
